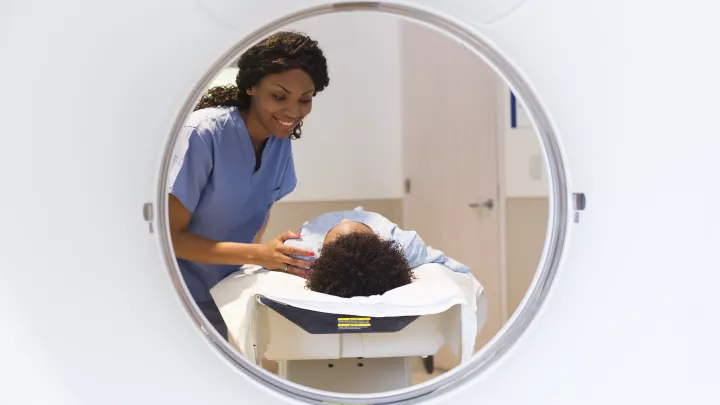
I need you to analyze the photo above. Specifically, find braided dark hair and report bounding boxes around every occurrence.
[306,232,416,298]
[195,31,330,139]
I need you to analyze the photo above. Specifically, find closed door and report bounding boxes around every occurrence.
[399,21,503,370]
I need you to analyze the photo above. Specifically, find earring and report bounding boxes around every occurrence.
[290,120,303,140]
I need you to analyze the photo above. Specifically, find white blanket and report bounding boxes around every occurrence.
[210,263,486,364]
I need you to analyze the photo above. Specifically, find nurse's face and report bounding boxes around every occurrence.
[247,69,316,139]
[323,219,375,244]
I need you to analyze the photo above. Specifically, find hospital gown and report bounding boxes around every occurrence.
[285,207,470,273]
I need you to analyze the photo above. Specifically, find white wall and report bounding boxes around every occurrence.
[209,68,238,88]
[210,13,404,202]
[498,86,550,197]
[208,15,547,201]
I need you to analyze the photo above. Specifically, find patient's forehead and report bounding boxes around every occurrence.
[323,220,374,244]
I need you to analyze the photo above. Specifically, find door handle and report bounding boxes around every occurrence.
[468,199,494,210]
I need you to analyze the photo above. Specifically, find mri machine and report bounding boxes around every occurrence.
[2,0,720,404]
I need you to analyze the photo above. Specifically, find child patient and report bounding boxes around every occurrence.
[284,207,469,298]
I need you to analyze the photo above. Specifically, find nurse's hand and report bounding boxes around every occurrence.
[257,231,315,277]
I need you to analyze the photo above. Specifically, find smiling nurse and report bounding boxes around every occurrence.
[167,31,330,338]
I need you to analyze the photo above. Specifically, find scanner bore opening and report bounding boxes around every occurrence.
[156,2,569,404]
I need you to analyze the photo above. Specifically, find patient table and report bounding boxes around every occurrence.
[211,264,487,393]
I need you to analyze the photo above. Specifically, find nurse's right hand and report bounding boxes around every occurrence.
[257,231,315,277]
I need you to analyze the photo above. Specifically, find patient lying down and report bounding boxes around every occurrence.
[307,231,415,298]
[284,207,470,298]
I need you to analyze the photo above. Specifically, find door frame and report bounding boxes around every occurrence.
[399,78,510,325]
[495,83,509,324]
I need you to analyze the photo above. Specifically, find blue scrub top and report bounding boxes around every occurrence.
[168,107,297,303]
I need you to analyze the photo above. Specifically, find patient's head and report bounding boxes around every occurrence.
[306,232,415,298]
[322,218,374,244]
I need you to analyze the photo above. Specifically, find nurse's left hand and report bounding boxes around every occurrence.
[257,231,315,277]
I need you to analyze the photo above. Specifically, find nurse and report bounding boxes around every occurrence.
[167,31,330,338]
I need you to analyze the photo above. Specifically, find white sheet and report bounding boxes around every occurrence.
[210,263,486,364]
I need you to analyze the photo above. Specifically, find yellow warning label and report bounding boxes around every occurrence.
[337,317,371,329]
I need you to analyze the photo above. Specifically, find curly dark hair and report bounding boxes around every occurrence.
[194,31,330,139]
[305,232,416,298]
